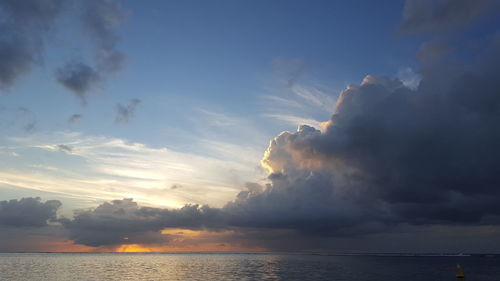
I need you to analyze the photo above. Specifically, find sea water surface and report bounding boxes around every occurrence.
[0,253,498,281]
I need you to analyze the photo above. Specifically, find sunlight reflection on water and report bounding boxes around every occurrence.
[0,253,499,281]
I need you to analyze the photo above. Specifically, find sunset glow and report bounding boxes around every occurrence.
[1,0,500,257]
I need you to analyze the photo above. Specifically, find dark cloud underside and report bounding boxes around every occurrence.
[0,197,61,227]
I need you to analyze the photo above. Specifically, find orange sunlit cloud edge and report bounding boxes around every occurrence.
[34,229,267,253]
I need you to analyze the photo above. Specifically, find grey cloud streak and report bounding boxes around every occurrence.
[68,113,83,124]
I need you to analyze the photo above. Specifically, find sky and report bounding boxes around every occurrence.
[1,0,500,253]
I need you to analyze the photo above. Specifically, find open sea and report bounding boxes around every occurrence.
[0,253,498,281]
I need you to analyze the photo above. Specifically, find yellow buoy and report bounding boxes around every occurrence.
[456,264,465,279]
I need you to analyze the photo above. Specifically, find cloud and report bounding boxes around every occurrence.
[55,144,72,153]
[262,114,325,131]
[397,67,421,90]
[0,197,61,227]
[0,197,92,252]
[68,114,83,124]
[9,36,500,252]
[115,99,141,123]
[60,198,223,247]
[252,38,500,232]
[0,0,64,29]
[55,61,101,103]
[291,85,336,114]
[0,0,126,102]
[81,0,126,73]
[4,0,500,252]
[0,0,63,91]
[17,107,37,132]
[272,57,308,89]
[4,131,261,208]
[400,0,500,33]
[261,83,336,135]
[0,33,40,91]
[55,0,126,102]
[0,106,36,132]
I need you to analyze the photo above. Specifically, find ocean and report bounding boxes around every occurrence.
[0,253,498,280]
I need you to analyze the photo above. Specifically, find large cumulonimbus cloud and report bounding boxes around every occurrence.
[0,0,126,103]
[58,0,500,248]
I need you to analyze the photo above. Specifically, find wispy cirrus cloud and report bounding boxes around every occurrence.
[1,131,264,209]
[261,83,336,131]
[262,114,325,131]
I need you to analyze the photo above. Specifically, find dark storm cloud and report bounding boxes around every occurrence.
[61,198,224,246]
[0,197,68,252]
[115,99,141,123]
[400,0,500,33]
[57,33,500,246]
[217,0,500,239]
[0,197,61,227]
[254,36,500,231]
[0,0,62,90]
